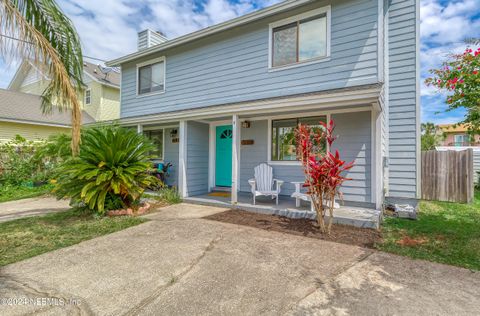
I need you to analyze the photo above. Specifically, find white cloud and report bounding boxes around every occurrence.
[419,0,479,124]
[420,0,480,45]
[0,0,281,87]
[141,0,281,39]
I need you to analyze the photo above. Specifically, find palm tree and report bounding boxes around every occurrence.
[0,0,84,155]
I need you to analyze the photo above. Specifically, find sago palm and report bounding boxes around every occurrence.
[0,0,84,155]
[55,126,160,214]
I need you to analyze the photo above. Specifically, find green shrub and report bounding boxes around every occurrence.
[0,135,64,186]
[149,187,182,204]
[54,126,161,214]
[35,133,73,162]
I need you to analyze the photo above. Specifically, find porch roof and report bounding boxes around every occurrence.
[119,83,383,126]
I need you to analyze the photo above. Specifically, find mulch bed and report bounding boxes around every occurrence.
[204,209,382,248]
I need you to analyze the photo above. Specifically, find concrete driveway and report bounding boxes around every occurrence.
[1,203,479,315]
[0,197,70,223]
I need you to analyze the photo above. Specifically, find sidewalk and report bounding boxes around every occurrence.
[0,197,70,223]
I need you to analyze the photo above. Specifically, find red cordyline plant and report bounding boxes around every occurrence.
[295,119,354,234]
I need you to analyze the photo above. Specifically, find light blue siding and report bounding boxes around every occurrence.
[331,112,372,203]
[239,120,269,192]
[164,128,179,187]
[387,0,419,199]
[120,0,379,118]
[186,121,209,196]
[238,112,372,205]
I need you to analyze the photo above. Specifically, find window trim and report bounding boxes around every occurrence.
[136,56,166,97]
[454,134,469,146]
[268,6,331,71]
[84,89,91,105]
[267,114,329,165]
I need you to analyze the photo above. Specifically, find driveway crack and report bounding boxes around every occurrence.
[123,235,224,316]
[280,250,375,315]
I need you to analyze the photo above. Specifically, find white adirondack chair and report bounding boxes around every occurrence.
[248,163,284,205]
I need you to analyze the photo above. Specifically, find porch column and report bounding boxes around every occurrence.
[137,124,143,134]
[371,103,383,209]
[178,120,188,198]
[231,115,241,204]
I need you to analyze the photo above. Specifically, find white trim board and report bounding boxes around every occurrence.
[178,120,188,198]
[415,0,421,199]
[0,118,70,128]
[118,87,382,125]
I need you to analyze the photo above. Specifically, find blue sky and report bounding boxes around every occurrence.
[1,0,479,124]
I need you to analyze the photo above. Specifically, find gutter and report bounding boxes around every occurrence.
[106,0,315,66]
[0,117,71,128]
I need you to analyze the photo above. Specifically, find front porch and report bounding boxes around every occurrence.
[131,86,384,228]
[185,192,381,229]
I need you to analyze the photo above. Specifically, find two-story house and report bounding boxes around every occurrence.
[1,60,120,142]
[108,0,420,211]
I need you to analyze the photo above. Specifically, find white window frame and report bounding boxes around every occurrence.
[84,89,91,105]
[136,56,166,97]
[454,134,468,145]
[143,127,166,161]
[268,6,331,71]
[267,114,330,165]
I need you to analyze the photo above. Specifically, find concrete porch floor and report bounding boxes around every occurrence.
[184,192,381,229]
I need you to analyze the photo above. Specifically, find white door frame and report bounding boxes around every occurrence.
[208,119,233,191]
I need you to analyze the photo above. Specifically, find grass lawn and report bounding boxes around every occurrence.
[0,184,54,203]
[0,208,147,267]
[378,192,480,271]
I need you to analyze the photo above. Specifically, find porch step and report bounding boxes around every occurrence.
[185,196,381,229]
[236,204,381,229]
[211,187,231,192]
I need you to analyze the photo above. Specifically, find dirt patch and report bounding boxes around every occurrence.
[204,209,382,248]
[396,236,429,247]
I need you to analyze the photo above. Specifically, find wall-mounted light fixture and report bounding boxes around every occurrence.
[241,121,251,128]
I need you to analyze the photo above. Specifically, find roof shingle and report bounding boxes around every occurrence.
[0,89,95,126]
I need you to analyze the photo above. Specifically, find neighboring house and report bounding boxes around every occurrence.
[0,89,94,142]
[8,60,121,122]
[438,124,480,147]
[107,0,420,210]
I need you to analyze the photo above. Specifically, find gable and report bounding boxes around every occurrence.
[8,61,49,94]
[21,66,45,87]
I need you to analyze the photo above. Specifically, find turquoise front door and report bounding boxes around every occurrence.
[215,125,233,187]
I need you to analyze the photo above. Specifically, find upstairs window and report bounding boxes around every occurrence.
[270,7,330,68]
[84,89,91,105]
[137,57,165,95]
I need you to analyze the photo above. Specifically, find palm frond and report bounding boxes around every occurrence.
[0,0,84,155]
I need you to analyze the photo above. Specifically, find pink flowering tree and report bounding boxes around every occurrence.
[295,120,354,234]
[425,46,480,133]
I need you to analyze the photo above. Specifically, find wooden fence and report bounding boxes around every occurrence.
[421,149,474,203]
